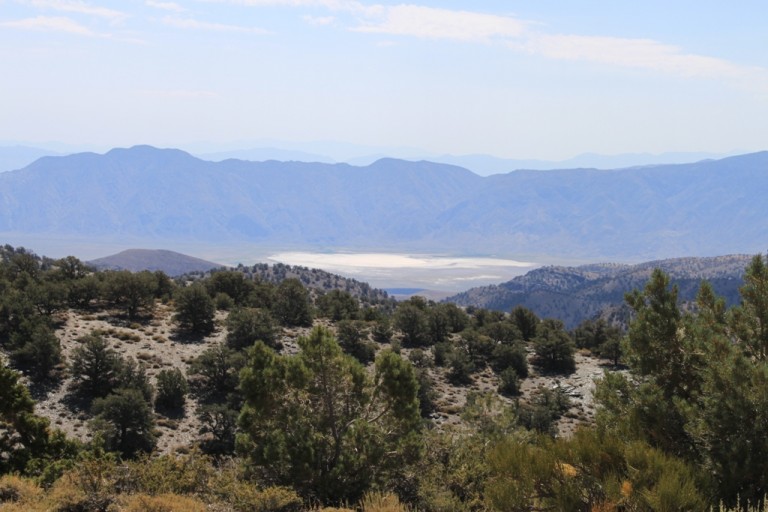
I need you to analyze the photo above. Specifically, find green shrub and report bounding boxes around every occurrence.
[408,348,431,368]
[173,283,215,335]
[371,317,392,344]
[447,349,474,385]
[498,368,521,396]
[517,387,571,435]
[432,342,451,367]
[10,319,63,381]
[214,292,235,311]
[155,368,189,411]
[491,342,529,378]
[532,320,576,374]
[91,388,156,458]
[226,307,277,351]
[336,319,375,364]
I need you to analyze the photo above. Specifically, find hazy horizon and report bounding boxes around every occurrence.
[0,140,747,175]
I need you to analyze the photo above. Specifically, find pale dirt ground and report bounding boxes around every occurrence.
[409,347,611,435]
[33,303,227,454]
[28,306,610,454]
[30,306,326,455]
[521,351,614,437]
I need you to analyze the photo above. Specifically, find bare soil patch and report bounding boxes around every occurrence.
[33,304,226,453]
[26,307,614,454]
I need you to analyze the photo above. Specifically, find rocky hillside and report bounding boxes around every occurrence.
[86,248,394,306]
[0,243,604,461]
[27,305,603,454]
[447,254,753,328]
[182,261,393,306]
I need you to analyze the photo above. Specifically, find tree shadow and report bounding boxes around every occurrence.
[27,375,65,401]
[102,312,154,328]
[169,328,214,345]
[597,360,628,371]
[61,385,96,414]
[155,405,186,420]
[532,363,578,378]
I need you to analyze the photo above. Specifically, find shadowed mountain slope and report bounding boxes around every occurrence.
[446,255,753,328]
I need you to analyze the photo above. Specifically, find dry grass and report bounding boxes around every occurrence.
[120,493,208,512]
[360,492,411,512]
[0,474,43,506]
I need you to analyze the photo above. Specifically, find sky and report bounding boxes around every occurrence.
[2,1,768,160]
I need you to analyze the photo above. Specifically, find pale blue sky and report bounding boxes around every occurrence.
[2,1,767,159]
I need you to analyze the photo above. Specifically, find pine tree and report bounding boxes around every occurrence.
[174,283,215,335]
[91,388,156,458]
[532,319,576,374]
[237,326,421,503]
[272,278,312,327]
[70,334,122,400]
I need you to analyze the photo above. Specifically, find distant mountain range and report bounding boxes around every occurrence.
[0,145,766,261]
[1,143,734,176]
[197,147,732,175]
[424,151,735,176]
[88,249,225,276]
[445,255,753,328]
[199,148,335,164]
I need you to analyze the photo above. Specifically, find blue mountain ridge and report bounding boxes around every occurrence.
[0,145,765,261]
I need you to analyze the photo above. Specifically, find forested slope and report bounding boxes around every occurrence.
[448,254,752,327]
[3,244,768,510]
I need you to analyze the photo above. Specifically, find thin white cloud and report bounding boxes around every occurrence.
[22,0,128,22]
[352,5,526,42]
[204,0,356,7]
[188,1,768,93]
[351,4,768,92]
[0,15,99,35]
[145,0,186,13]
[521,35,730,77]
[161,16,270,33]
[303,14,335,26]
[516,34,768,92]
[201,0,382,16]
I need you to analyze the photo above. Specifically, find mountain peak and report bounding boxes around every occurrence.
[88,248,224,276]
[97,145,206,174]
[106,145,197,161]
